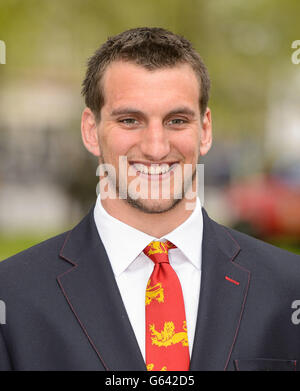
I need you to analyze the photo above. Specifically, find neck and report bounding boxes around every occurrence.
[101,196,197,237]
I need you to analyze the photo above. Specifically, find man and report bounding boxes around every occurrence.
[0,27,300,371]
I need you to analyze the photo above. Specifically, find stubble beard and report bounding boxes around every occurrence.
[99,155,197,214]
[124,168,197,214]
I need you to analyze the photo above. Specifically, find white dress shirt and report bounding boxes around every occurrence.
[93,195,203,361]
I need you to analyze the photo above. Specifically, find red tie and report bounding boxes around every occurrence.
[143,240,190,371]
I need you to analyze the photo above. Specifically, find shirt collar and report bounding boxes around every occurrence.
[162,197,203,270]
[93,196,203,277]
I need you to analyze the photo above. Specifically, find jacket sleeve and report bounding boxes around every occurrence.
[0,327,12,371]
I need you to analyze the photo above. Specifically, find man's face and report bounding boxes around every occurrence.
[93,60,211,213]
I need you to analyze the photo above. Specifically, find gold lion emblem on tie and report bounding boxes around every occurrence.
[145,240,175,257]
[147,363,167,371]
[149,321,188,347]
[146,241,168,256]
[145,280,164,305]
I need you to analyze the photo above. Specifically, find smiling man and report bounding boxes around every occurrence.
[81,57,211,235]
[1,27,300,372]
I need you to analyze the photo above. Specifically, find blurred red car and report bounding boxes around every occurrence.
[224,163,300,239]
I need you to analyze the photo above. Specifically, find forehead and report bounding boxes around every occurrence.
[101,60,200,112]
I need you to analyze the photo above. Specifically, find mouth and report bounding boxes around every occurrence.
[129,162,179,179]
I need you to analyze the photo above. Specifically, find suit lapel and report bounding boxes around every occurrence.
[190,208,251,370]
[57,207,146,371]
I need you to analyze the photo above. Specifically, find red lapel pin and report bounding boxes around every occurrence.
[225,275,240,286]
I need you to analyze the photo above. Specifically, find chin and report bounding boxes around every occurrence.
[126,196,182,214]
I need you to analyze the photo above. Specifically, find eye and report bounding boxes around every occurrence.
[119,118,139,126]
[166,118,188,126]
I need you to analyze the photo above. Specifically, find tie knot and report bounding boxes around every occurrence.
[143,240,176,264]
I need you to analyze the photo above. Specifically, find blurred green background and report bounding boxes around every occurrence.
[0,0,300,260]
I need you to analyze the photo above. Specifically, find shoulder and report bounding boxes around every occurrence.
[0,231,70,280]
[226,224,299,260]
[0,231,76,333]
[0,205,96,294]
[203,208,300,278]
[222,223,300,282]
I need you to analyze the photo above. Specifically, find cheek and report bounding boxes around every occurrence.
[173,133,200,160]
[102,129,137,158]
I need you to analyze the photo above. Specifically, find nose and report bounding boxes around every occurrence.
[139,121,171,161]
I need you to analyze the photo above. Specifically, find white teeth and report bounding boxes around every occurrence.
[133,164,172,175]
[149,166,156,175]
[134,164,147,174]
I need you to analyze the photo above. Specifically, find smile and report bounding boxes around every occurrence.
[130,163,179,176]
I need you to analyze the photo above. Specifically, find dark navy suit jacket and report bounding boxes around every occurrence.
[1,206,300,371]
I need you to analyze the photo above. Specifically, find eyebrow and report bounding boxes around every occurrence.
[110,106,196,118]
[166,107,196,118]
[110,108,143,117]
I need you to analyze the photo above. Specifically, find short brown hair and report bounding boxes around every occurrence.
[82,27,210,122]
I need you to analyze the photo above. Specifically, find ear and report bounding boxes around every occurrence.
[81,107,101,157]
[199,107,212,156]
